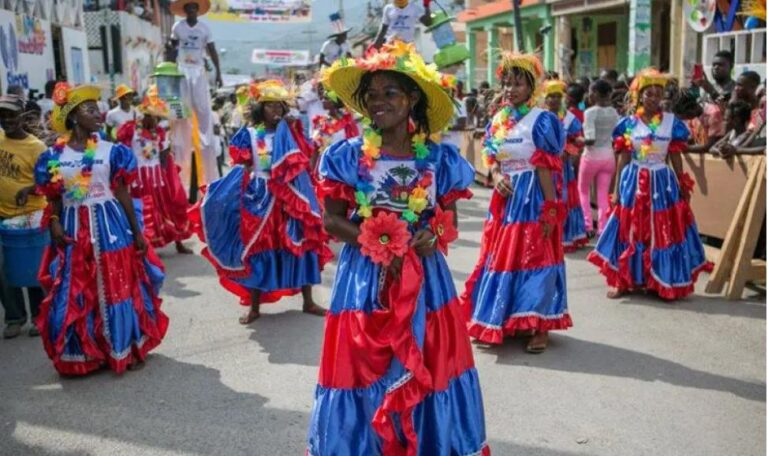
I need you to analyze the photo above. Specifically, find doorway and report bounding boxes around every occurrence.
[597,22,617,71]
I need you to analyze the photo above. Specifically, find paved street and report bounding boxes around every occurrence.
[0,185,764,456]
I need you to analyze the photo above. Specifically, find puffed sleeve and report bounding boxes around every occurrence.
[317,138,361,204]
[436,142,474,206]
[564,116,584,156]
[115,120,136,147]
[109,143,138,187]
[668,115,690,154]
[228,127,253,166]
[530,110,565,171]
[612,116,634,155]
[33,149,62,198]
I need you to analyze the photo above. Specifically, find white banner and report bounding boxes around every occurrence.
[251,49,311,66]
[0,11,55,94]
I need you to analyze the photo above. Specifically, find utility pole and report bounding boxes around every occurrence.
[511,0,524,52]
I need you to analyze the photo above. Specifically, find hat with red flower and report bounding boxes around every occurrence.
[50,82,102,133]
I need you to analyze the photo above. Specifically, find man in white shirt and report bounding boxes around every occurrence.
[374,0,432,49]
[319,13,352,67]
[170,0,222,190]
[105,84,137,139]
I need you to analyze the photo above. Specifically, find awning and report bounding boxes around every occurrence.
[457,0,540,23]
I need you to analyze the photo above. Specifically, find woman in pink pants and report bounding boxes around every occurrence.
[579,79,620,236]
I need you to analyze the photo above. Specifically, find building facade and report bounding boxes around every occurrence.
[0,0,90,95]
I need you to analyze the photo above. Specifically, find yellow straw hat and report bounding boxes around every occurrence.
[542,80,567,97]
[324,40,456,133]
[170,0,210,16]
[250,80,295,103]
[50,83,102,134]
[629,68,669,104]
[138,85,170,118]
[112,84,135,101]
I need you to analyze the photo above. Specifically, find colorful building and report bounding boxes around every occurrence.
[458,0,555,89]
[0,0,90,94]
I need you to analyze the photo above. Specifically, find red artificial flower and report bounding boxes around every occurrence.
[358,212,411,266]
[429,207,458,255]
[52,82,71,106]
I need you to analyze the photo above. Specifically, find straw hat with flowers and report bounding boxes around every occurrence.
[50,82,102,134]
[322,40,456,133]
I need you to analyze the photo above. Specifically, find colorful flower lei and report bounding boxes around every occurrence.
[254,124,271,171]
[136,124,159,160]
[619,107,662,161]
[482,104,530,167]
[355,123,432,224]
[312,112,353,151]
[48,134,99,202]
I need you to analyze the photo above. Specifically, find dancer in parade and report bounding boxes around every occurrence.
[307,41,488,456]
[309,81,359,172]
[588,69,712,300]
[461,52,571,352]
[116,86,193,253]
[190,80,329,324]
[33,83,167,375]
[542,79,588,251]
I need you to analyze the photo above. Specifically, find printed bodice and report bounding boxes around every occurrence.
[248,127,275,178]
[368,158,437,213]
[58,141,114,207]
[132,130,167,168]
[495,107,545,175]
[629,113,675,165]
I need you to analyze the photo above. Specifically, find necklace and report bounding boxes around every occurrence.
[312,112,353,150]
[355,123,432,224]
[620,107,662,160]
[482,104,530,166]
[48,134,99,202]
[253,124,271,171]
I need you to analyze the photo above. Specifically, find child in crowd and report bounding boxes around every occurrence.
[712,100,765,157]
[579,79,620,237]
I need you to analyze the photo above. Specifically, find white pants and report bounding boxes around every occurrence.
[179,65,218,186]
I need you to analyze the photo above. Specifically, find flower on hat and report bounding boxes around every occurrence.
[359,51,397,72]
[386,40,416,58]
[357,212,411,266]
[52,82,71,107]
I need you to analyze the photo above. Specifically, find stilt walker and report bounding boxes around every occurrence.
[461,52,572,352]
[170,0,222,197]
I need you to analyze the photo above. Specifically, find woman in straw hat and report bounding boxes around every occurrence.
[542,79,588,252]
[461,52,570,353]
[190,80,330,324]
[116,86,192,254]
[307,41,488,456]
[588,69,712,300]
[33,83,167,375]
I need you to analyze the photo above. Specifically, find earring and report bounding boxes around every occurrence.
[407,114,416,134]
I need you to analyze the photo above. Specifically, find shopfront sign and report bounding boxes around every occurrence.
[251,49,311,66]
[0,11,54,92]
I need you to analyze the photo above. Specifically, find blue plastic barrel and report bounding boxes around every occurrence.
[0,227,49,288]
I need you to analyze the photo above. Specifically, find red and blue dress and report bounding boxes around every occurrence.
[588,113,712,299]
[462,107,572,344]
[190,120,330,305]
[307,139,489,456]
[558,110,588,251]
[33,140,167,375]
[117,121,191,248]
